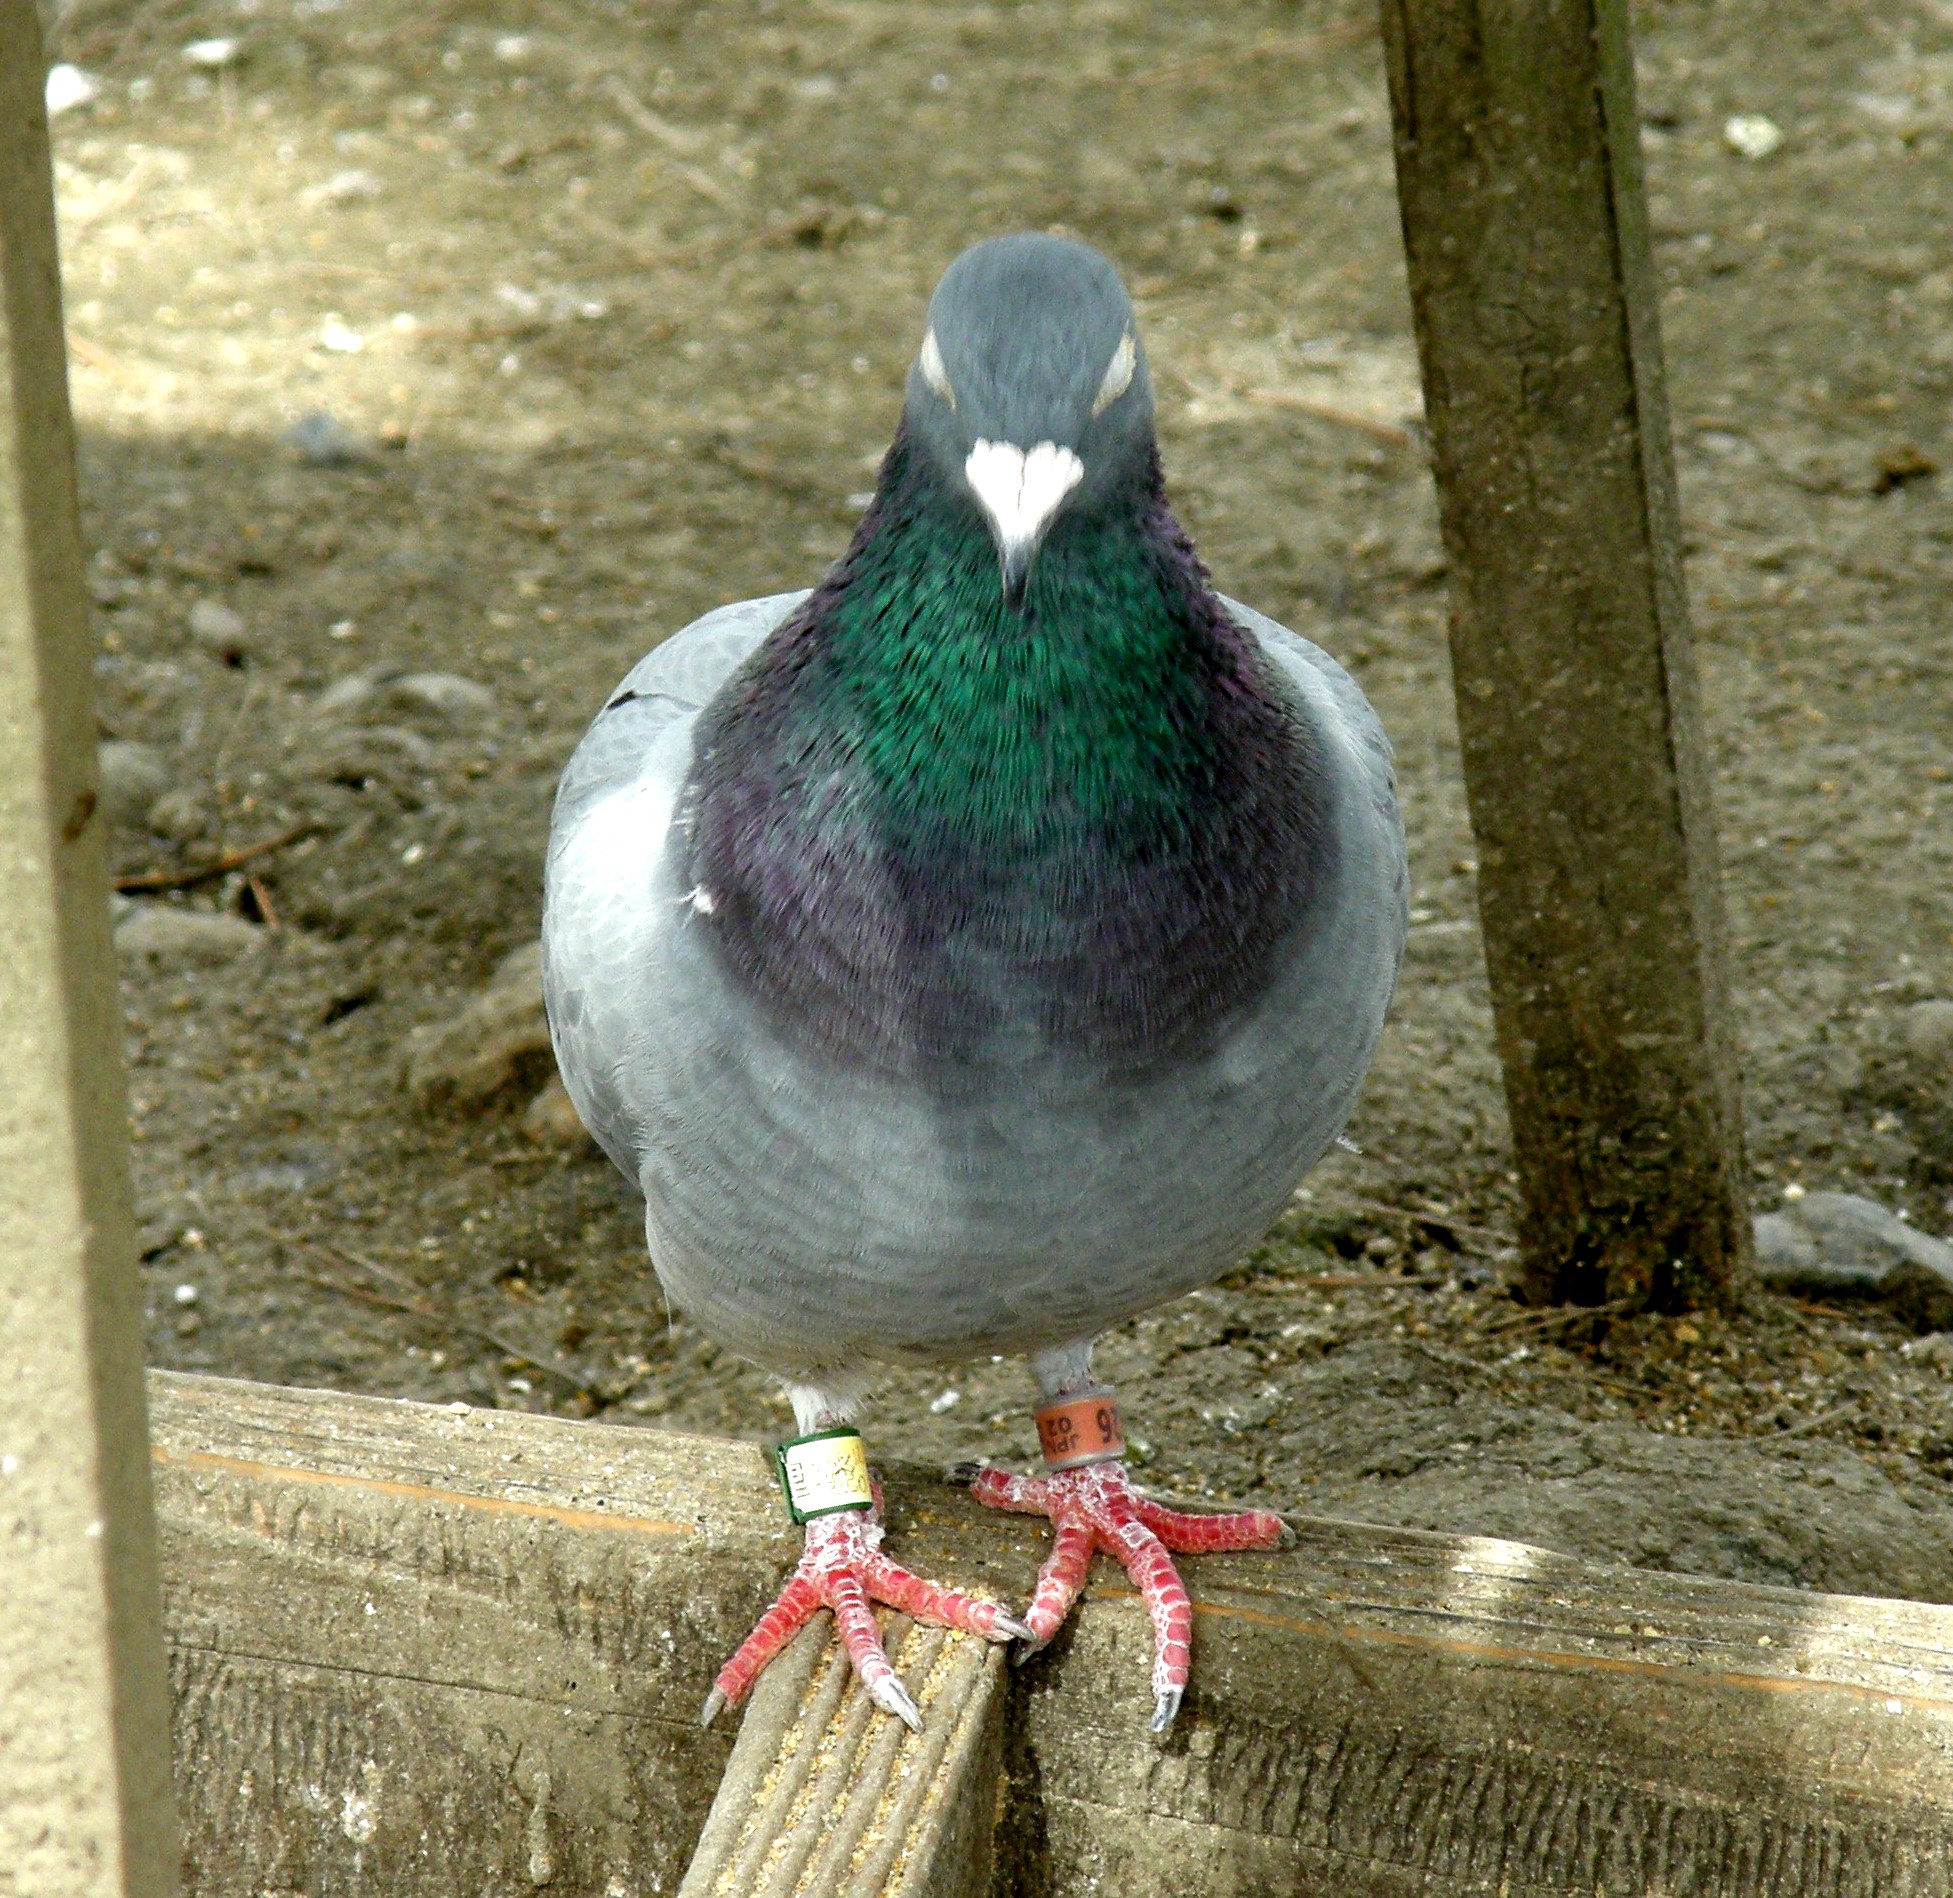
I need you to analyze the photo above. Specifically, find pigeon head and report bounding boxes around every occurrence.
[902,234,1156,609]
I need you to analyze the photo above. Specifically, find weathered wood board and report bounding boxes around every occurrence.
[0,2,179,1889]
[152,1371,788,1895]
[152,1372,1953,1896]
[678,1618,1005,1898]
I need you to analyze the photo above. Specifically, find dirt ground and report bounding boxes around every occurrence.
[40,0,1953,1605]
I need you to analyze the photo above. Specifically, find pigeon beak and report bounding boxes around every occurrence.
[965,439,1084,612]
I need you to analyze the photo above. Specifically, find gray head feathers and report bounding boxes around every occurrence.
[902,234,1158,602]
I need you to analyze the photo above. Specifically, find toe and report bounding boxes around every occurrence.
[1135,1495,1291,1554]
[1108,1522,1193,1720]
[1024,1518,1097,1646]
[828,1563,924,1727]
[967,1466,1054,1515]
[861,1549,1026,1645]
[711,1570,822,1710]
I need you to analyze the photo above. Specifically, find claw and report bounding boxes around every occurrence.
[1151,1686,1183,1736]
[944,1459,987,1487]
[700,1686,728,1729]
[992,1613,1038,1644]
[870,1673,925,1733]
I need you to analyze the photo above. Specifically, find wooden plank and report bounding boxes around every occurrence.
[149,1371,788,1895]
[1007,1529,1953,1895]
[677,1619,1004,1898]
[0,6,179,1893]
[153,1371,1953,1897]
[1378,0,1751,1309]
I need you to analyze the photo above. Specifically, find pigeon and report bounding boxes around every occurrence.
[542,233,1407,1735]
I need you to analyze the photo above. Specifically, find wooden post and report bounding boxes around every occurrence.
[1379,0,1751,1309]
[0,6,180,1892]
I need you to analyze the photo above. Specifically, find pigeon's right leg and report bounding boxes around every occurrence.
[702,1385,1031,1732]
[958,1346,1290,1734]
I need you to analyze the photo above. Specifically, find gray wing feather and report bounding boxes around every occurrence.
[542,590,806,1180]
[1222,592,1409,989]
[547,589,808,844]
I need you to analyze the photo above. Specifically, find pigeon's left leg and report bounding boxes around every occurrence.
[957,1343,1290,1735]
[703,1384,1032,1732]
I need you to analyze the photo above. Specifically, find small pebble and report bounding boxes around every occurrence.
[406,941,551,1110]
[1723,114,1784,161]
[1854,93,1916,130]
[287,411,370,467]
[187,598,252,664]
[301,169,382,210]
[522,1073,593,1148]
[145,788,209,842]
[303,724,437,783]
[97,740,170,827]
[387,672,497,723]
[45,65,102,116]
[115,904,262,967]
[182,37,239,67]
[1902,999,1953,1065]
[312,669,384,717]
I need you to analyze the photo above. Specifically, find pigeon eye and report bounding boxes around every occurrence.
[1091,332,1136,417]
[918,328,955,408]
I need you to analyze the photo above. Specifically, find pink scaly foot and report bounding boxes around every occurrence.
[963,1459,1291,1734]
[700,1503,1034,1732]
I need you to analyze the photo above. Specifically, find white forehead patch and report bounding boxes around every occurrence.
[965,438,1085,552]
[1091,331,1136,416]
[918,327,955,406]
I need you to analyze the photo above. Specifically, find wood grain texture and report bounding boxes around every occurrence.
[1003,1521,1953,1896]
[678,1618,1004,1898]
[153,1372,1953,1897]
[151,1371,786,1896]
[1379,0,1751,1311]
